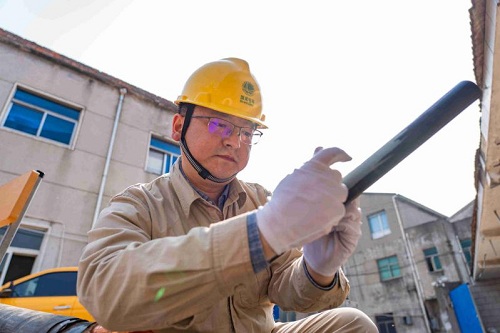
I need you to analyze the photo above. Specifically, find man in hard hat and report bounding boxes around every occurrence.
[77,58,377,332]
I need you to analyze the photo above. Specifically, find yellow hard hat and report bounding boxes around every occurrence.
[175,58,267,128]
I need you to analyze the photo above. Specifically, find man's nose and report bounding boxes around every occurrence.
[223,127,241,148]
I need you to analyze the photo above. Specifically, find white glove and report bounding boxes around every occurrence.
[303,198,362,276]
[256,147,351,255]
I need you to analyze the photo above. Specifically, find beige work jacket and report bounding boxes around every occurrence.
[77,162,350,332]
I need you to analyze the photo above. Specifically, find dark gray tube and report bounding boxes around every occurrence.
[0,304,93,333]
[344,80,481,203]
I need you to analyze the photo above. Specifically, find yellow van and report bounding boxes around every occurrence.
[0,266,93,321]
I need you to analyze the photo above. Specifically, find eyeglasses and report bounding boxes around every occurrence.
[191,116,263,145]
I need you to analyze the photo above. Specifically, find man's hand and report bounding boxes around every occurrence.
[256,147,351,255]
[303,198,362,280]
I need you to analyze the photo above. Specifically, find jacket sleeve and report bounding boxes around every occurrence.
[77,191,256,331]
[266,249,350,313]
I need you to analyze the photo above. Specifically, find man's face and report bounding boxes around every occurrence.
[173,106,254,181]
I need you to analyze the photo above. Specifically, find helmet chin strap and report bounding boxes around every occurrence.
[180,104,237,184]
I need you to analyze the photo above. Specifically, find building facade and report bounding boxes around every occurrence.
[0,28,179,284]
[468,0,500,331]
[345,193,474,333]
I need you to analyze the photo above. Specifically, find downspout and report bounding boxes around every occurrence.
[91,88,127,229]
[392,195,432,333]
[440,219,473,285]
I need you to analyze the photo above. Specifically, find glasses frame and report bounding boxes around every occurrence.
[191,116,263,145]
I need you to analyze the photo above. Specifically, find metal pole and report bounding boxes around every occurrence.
[393,195,432,333]
[344,81,481,203]
[92,88,127,229]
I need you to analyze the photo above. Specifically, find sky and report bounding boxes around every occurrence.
[0,0,480,216]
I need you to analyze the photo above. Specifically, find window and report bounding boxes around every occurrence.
[0,227,45,284]
[2,87,80,146]
[424,247,442,272]
[378,255,401,281]
[12,272,77,297]
[368,211,391,239]
[460,238,472,267]
[375,313,397,333]
[0,254,35,285]
[146,137,180,175]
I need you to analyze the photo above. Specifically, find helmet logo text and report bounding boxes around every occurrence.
[240,95,254,106]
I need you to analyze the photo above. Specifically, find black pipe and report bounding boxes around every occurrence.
[0,304,94,333]
[344,80,482,203]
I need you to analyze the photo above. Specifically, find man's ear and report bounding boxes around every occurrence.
[171,114,184,141]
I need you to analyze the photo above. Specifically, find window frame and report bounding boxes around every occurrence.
[11,271,77,297]
[423,246,443,272]
[460,238,472,267]
[0,226,46,285]
[375,313,397,333]
[377,255,401,281]
[146,135,181,175]
[1,84,83,149]
[368,210,391,239]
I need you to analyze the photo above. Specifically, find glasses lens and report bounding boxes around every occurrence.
[208,118,233,137]
[250,130,262,145]
[239,128,253,145]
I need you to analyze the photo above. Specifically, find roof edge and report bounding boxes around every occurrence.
[469,0,486,87]
[0,27,177,113]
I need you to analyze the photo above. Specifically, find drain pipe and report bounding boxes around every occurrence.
[91,88,127,229]
[392,195,432,333]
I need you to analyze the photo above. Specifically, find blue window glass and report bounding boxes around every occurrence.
[2,88,80,146]
[4,104,43,135]
[12,272,77,297]
[368,211,391,239]
[0,227,44,250]
[14,90,79,120]
[40,114,75,144]
[147,137,181,175]
[151,138,180,155]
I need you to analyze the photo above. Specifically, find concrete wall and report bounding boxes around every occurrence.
[470,0,500,331]
[346,193,472,333]
[346,194,424,332]
[0,39,176,274]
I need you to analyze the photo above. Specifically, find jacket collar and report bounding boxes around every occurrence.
[170,160,248,217]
